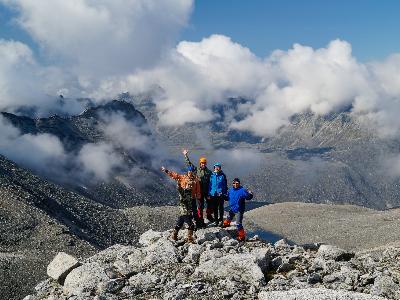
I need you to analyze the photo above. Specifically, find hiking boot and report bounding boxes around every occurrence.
[170,229,179,241]
[206,215,215,223]
[222,219,231,228]
[237,228,246,242]
[197,220,206,229]
[187,229,195,244]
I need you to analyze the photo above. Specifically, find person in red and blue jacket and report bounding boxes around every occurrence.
[223,177,253,241]
[208,162,228,226]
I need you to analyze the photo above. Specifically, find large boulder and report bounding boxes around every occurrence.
[317,245,354,261]
[138,229,167,246]
[85,244,137,265]
[194,253,265,286]
[194,227,232,244]
[371,275,400,299]
[63,262,110,296]
[47,252,80,283]
[143,238,179,266]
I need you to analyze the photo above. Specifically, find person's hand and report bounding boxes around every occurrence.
[207,196,210,200]
[161,166,166,172]
[182,149,189,156]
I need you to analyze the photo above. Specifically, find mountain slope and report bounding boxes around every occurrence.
[0,154,177,300]
[1,100,176,208]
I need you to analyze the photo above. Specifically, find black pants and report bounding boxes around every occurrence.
[211,195,225,222]
[205,196,214,220]
[175,214,194,231]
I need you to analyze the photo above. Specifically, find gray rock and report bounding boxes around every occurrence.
[94,294,119,300]
[223,238,239,247]
[301,243,321,251]
[182,244,204,264]
[97,278,126,294]
[317,245,354,261]
[163,289,186,300]
[274,239,291,250]
[250,248,272,272]
[371,275,400,299]
[198,249,224,264]
[259,288,388,299]
[265,274,289,290]
[128,272,160,290]
[360,273,376,286]
[308,272,322,284]
[194,253,265,286]
[143,238,179,266]
[111,249,147,279]
[323,273,340,283]
[277,262,295,273]
[47,252,80,283]
[139,229,166,246]
[63,262,109,296]
[271,256,283,269]
[85,244,136,265]
[195,228,219,244]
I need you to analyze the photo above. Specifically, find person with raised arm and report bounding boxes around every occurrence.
[182,149,212,228]
[161,165,201,243]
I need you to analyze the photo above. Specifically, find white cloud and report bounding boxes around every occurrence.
[0,115,68,175]
[77,142,123,181]
[4,0,193,78]
[0,39,44,110]
[0,0,193,113]
[109,36,400,140]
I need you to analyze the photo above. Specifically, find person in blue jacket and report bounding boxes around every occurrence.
[223,177,253,241]
[208,162,228,226]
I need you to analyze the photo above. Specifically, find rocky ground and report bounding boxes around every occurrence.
[245,202,400,251]
[24,226,400,300]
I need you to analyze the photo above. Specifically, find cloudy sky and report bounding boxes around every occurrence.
[1,0,400,140]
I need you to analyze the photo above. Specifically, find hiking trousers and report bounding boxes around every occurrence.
[227,210,244,230]
[175,214,194,231]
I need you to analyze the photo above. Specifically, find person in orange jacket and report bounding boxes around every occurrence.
[182,149,212,228]
[161,165,201,243]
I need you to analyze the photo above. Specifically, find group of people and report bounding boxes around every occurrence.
[161,149,253,243]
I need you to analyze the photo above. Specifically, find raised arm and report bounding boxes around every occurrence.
[161,166,180,181]
[182,148,194,168]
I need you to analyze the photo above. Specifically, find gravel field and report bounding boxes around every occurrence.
[245,202,400,252]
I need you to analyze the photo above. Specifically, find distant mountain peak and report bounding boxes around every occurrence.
[79,100,146,122]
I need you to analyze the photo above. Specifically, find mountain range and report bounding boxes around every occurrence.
[2,95,400,299]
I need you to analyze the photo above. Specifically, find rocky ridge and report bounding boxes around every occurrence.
[24,226,400,300]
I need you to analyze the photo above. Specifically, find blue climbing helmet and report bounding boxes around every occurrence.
[187,165,195,172]
[213,162,222,168]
